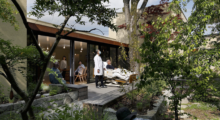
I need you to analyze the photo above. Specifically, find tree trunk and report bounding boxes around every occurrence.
[174,99,179,120]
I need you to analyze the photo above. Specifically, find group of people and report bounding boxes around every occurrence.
[49,55,86,84]
[94,49,116,88]
[49,49,115,89]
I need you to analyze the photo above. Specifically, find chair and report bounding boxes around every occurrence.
[74,68,84,83]
[82,67,87,82]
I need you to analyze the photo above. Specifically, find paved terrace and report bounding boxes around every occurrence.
[83,83,121,99]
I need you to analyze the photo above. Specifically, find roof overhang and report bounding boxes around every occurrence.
[27,18,128,47]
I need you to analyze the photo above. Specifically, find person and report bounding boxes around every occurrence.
[75,61,85,75]
[60,56,67,79]
[49,62,66,84]
[116,107,149,120]
[94,49,106,88]
[106,59,116,70]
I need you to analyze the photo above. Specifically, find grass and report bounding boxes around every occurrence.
[182,101,220,120]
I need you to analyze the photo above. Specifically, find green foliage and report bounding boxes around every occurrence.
[0,0,19,30]
[0,83,8,104]
[118,80,166,112]
[36,104,109,120]
[138,0,220,119]
[40,83,49,92]
[49,89,58,96]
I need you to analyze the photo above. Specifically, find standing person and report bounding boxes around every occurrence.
[94,49,106,88]
[60,56,67,80]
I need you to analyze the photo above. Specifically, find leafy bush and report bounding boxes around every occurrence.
[36,104,109,120]
[40,83,49,92]
[0,83,8,104]
[117,80,167,113]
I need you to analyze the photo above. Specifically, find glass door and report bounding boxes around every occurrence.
[89,44,98,83]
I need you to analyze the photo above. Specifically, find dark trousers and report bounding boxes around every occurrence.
[62,69,66,79]
[95,75,104,87]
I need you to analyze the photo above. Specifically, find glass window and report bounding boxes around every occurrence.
[38,35,70,85]
[118,47,130,70]
[89,44,98,83]
[100,45,110,62]
[110,47,117,68]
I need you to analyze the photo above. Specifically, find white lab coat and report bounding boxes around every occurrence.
[94,54,103,76]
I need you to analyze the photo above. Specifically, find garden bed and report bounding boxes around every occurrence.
[0,91,78,119]
[108,89,160,115]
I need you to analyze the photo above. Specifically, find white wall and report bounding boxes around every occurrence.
[0,0,27,95]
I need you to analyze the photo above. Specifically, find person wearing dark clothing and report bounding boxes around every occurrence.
[49,62,66,84]
[106,59,116,70]
[106,64,114,69]
[60,56,67,79]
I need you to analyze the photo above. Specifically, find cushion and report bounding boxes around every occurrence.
[103,61,107,69]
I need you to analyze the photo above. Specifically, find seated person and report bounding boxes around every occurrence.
[49,62,66,84]
[106,59,116,70]
[75,61,85,75]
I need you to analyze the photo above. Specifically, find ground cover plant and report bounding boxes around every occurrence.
[182,101,220,120]
[2,103,110,120]
[162,101,220,120]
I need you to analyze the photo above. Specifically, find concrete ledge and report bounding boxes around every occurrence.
[49,84,88,100]
[0,91,78,118]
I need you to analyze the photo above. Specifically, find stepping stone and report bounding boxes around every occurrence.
[180,114,189,119]
[181,105,188,109]
[181,98,189,104]
[42,93,50,97]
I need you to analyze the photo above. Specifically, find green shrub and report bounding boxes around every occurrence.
[49,89,58,96]
[40,83,49,92]
[36,104,109,120]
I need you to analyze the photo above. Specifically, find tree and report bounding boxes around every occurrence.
[119,0,148,75]
[0,0,118,119]
[119,0,171,76]
[138,0,220,119]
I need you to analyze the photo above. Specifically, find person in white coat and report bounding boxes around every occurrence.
[94,49,106,88]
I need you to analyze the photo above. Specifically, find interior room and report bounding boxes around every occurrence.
[38,35,71,85]
[38,35,88,85]
[74,41,87,84]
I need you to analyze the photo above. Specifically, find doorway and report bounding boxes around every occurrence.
[74,41,87,84]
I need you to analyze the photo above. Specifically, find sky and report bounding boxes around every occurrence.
[27,0,213,37]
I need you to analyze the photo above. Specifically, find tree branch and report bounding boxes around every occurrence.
[137,0,149,22]
[22,15,71,114]
[0,56,28,101]
[123,0,131,27]
[11,0,45,60]
[0,71,7,79]
[63,28,104,38]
